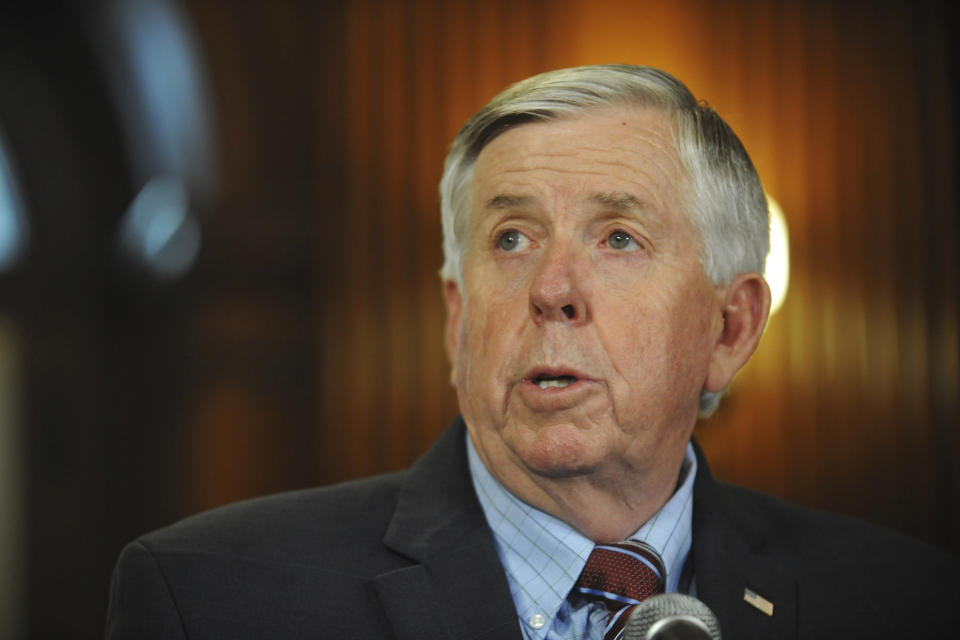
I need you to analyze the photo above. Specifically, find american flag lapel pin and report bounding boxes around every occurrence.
[743,588,774,616]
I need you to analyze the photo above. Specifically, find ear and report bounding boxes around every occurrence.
[442,279,464,385]
[704,272,772,392]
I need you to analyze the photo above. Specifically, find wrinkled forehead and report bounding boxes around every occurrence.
[469,101,683,165]
[469,106,689,220]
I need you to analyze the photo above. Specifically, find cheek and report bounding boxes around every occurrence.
[455,303,523,428]
[458,294,520,385]
[604,287,715,395]
[661,300,718,397]
[465,272,527,337]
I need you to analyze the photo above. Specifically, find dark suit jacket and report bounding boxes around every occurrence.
[106,417,959,639]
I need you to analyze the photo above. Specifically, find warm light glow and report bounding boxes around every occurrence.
[766,196,790,314]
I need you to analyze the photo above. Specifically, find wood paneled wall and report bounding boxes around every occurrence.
[317,0,577,481]
[183,0,957,551]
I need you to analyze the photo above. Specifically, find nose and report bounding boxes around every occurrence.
[528,243,589,326]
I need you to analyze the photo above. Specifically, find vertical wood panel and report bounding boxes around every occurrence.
[316,0,577,481]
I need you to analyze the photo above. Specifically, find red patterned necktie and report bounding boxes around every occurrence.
[573,540,665,640]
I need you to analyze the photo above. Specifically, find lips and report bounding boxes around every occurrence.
[534,375,577,389]
[517,366,597,411]
[524,367,591,389]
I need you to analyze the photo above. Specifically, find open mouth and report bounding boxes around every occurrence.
[532,373,579,389]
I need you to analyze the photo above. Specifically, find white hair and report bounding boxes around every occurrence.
[438,64,769,415]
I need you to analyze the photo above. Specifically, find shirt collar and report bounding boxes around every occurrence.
[467,432,696,638]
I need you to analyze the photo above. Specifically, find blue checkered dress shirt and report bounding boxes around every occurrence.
[467,433,696,640]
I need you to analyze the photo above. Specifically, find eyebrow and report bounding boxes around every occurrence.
[485,191,647,209]
[482,190,655,223]
[485,193,534,209]
[588,191,649,213]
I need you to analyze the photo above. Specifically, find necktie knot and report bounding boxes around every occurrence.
[574,541,665,640]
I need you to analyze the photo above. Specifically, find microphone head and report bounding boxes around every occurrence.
[621,593,722,640]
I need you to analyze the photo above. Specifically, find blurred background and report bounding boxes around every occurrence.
[0,0,955,637]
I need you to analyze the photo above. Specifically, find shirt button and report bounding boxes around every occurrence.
[528,613,546,629]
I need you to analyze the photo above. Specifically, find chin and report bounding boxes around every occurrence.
[508,420,605,478]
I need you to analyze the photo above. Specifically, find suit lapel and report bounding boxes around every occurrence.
[372,425,801,640]
[374,418,523,640]
[691,441,797,639]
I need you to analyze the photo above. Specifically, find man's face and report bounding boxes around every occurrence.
[445,107,726,499]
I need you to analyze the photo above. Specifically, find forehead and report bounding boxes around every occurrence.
[470,106,687,214]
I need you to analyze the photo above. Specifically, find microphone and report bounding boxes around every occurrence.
[621,593,722,640]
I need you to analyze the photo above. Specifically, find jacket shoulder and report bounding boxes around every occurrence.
[720,480,956,565]
[107,472,414,639]
[717,481,960,630]
[140,470,410,572]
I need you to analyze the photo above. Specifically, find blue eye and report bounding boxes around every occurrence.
[608,230,639,250]
[497,230,527,251]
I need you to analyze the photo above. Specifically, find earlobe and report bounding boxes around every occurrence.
[442,280,463,384]
[704,272,771,392]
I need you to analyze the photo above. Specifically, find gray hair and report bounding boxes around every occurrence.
[438,64,769,415]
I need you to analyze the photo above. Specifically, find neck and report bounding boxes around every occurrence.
[477,438,688,543]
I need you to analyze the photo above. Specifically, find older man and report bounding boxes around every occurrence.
[106,65,957,640]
